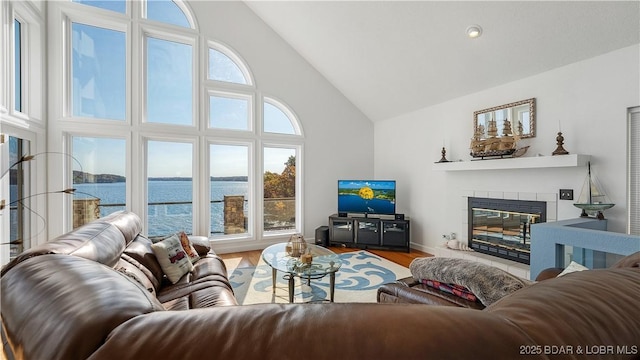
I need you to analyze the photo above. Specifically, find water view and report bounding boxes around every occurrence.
[74,180,249,237]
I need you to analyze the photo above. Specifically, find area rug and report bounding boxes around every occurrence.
[227,250,411,304]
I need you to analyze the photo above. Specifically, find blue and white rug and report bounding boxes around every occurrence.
[227,250,411,304]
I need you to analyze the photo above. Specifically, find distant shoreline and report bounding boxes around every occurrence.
[72,171,247,184]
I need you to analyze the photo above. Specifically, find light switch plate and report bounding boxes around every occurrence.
[559,189,574,200]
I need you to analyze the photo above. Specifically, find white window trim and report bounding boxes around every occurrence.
[206,138,255,240]
[263,96,304,137]
[628,106,640,235]
[46,1,305,251]
[207,40,254,87]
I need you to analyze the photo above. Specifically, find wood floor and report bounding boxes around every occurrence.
[219,246,432,269]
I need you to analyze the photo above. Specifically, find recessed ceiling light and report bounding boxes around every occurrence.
[466,25,482,39]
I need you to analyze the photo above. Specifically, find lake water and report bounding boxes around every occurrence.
[76,180,248,236]
[10,181,248,238]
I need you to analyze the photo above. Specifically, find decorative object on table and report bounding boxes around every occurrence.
[552,131,570,155]
[229,250,411,304]
[573,162,614,220]
[286,233,307,257]
[300,249,313,264]
[436,147,451,163]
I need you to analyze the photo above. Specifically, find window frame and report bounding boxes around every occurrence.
[628,106,640,235]
[46,0,305,247]
[206,138,255,240]
[207,41,254,86]
[1,1,46,266]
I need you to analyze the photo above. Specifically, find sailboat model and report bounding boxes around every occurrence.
[573,162,614,220]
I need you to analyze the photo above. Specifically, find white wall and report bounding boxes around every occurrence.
[191,2,374,241]
[375,45,640,254]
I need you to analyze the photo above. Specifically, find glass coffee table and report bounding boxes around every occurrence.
[261,243,342,303]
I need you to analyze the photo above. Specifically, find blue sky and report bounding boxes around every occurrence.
[70,0,297,178]
[73,137,295,177]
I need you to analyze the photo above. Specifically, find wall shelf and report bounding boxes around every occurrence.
[432,154,590,171]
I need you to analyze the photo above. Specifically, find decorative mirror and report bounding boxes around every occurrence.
[473,98,536,140]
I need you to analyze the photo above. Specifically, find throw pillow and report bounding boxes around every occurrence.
[557,261,589,277]
[410,257,533,306]
[179,232,201,264]
[151,234,194,284]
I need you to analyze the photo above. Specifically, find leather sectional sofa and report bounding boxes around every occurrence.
[2,211,640,360]
[376,267,564,308]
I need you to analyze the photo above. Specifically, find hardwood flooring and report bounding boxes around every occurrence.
[218,246,432,269]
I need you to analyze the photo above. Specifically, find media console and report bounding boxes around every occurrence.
[328,214,410,252]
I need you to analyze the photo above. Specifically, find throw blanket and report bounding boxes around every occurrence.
[409,257,533,306]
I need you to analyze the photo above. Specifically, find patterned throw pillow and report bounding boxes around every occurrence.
[421,279,479,302]
[179,232,201,264]
[151,234,194,284]
[557,261,589,277]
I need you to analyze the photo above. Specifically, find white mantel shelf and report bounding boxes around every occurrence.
[432,154,590,171]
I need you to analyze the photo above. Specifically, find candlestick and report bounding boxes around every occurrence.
[436,147,451,163]
[552,132,569,156]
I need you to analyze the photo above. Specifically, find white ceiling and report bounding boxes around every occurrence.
[245,1,640,122]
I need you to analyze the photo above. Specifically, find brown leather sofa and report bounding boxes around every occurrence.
[376,267,564,309]
[2,211,640,360]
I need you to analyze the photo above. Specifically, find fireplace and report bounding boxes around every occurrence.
[468,197,546,264]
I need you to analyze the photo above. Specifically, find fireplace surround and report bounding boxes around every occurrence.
[468,197,546,264]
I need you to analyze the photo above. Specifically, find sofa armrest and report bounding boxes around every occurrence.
[534,267,564,281]
[377,277,485,309]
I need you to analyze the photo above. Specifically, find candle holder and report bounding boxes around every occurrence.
[436,147,451,163]
[552,132,569,156]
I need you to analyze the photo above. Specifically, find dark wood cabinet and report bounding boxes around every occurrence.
[328,214,410,252]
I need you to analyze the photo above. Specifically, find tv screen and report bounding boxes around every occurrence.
[338,180,396,215]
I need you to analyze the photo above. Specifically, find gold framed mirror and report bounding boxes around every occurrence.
[473,98,536,139]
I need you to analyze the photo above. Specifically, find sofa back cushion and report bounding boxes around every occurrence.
[486,267,640,348]
[612,251,640,268]
[122,235,164,289]
[1,254,164,360]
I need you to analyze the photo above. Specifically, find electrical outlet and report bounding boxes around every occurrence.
[559,189,574,200]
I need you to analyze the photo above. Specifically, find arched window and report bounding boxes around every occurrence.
[209,46,251,85]
[52,0,303,244]
[264,98,301,135]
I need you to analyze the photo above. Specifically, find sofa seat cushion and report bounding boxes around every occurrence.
[156,255,238,308]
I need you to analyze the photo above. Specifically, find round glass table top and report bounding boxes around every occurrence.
[261,243,342,277]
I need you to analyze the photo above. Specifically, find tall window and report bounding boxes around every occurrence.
[14,19,22,112]
[629,106,640,235]
[8,136,30,258]
[51,1,303,242]
[147,140,193,237]
[72,22,126,120]
[2,2,45,266]
[146,36,193,125]
[263,147,297,233]
[72,137,126,228]
[210,143,250,237]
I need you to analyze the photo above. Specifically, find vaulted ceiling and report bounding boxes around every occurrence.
[245,1,640,122]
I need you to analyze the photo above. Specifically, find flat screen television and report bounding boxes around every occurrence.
[337,180,396,215]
